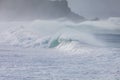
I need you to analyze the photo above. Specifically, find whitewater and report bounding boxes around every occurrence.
[0,17,120,80]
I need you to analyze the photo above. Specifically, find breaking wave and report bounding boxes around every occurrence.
[0,17,120,50]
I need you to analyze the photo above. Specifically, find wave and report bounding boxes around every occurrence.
[0,17,120,50]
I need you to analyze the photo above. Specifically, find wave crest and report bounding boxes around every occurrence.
[0,18,120,50]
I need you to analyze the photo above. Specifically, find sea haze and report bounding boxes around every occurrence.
[0,0,120,80]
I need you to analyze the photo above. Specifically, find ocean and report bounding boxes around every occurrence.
[0,18,120,80]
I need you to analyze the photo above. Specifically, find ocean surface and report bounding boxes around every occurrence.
[0,18,120,80]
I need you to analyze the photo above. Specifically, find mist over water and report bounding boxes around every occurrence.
[0,18,120,50]
[0,1,120,80]
[0,0,120,50]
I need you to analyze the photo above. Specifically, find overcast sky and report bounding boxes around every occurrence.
[0,0,120,19]
[67,0,120,19]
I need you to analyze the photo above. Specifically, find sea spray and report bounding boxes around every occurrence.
[0,18,120,50]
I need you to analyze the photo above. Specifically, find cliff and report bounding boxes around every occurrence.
[0,0,85,22]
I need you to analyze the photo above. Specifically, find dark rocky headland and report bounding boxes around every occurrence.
[0,0,85,22]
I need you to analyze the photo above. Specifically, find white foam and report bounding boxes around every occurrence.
[0,18,120,50]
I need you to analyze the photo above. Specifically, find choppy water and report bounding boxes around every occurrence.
[0,18,120,49]
[0,18,120,80]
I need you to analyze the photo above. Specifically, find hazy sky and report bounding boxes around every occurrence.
[67,0,120,19]
[0,0,120,19]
